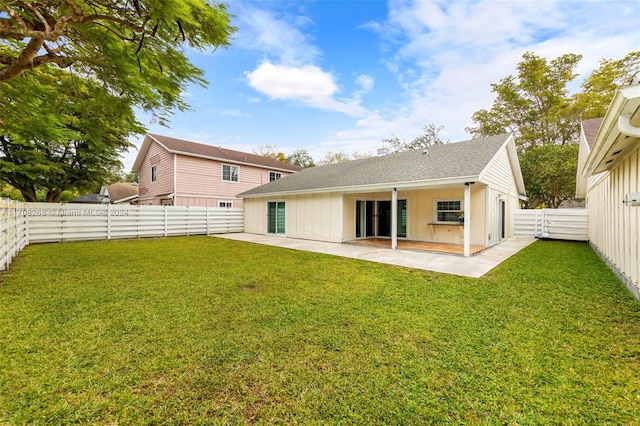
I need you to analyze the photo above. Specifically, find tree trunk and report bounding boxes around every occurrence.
[18,187,38,202]
[46,190,61,203]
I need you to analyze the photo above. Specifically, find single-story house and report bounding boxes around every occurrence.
[132,134,303,207]
[104,182,139,204]
[70,182,139,204]
[239,133,527,257]
[576,83,640,299]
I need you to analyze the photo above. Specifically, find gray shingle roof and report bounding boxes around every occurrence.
[240,133,512,197]
[581,118,603,149]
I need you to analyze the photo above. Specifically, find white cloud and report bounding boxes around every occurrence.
[246,62,338,99]
[246,62,370,117]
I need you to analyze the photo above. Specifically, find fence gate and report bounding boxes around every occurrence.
[513,208,588,241]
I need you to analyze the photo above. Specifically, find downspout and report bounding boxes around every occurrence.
[173,154,177,206]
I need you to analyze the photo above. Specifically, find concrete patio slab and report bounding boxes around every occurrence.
[212,233,537,278]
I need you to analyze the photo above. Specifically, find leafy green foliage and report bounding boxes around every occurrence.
[0,1,236,201]
[576,51,640,119]
[467,52,582,150]
[0,1,236,122]
[520,144,579,208]
[1,237,639,424]
[0,65,144,201]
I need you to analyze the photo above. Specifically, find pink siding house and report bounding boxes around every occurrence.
[132,134,303,207]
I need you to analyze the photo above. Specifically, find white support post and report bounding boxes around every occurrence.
[464,182,473,257]
[391,188,398,250]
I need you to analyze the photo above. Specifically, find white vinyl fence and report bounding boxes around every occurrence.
[513,208,588,241]
[0,199,29,270]
[0,200,244,271]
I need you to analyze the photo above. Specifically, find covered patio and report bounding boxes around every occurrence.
[345,237,486,256]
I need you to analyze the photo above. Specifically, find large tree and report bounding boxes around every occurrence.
[0,0,235,201]
[0,64,144,202]
[467,52,582,150]
[0,0,236,122]
[466,52,585,207]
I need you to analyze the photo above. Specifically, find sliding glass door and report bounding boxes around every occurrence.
[267,201,285,235]
[355,199,407,238]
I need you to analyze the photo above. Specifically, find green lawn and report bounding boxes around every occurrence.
[1,237,639,424]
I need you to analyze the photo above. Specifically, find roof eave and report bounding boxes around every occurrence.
[583,85,640,176]
[240,175,480,199]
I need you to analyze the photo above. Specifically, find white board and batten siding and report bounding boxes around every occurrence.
[586,145,639,296]
[243,194,343,242]
[479,143,522,244]
[513,209,589,241]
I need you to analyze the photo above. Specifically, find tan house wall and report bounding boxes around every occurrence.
[586,145,640,295]
[342,187,487,246]
[243,194,342,242]
[287,193,343,242]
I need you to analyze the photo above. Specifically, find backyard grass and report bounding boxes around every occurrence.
[1,236,639,424]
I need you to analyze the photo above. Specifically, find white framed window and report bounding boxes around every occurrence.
[151,165,157,183]
[219,201,233,208]
[222,164,239,182]
[269,171,282,182]
[435,199,462,223]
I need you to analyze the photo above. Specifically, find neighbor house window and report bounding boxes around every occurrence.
[222,164,239,182]
[219,201,233,208]
[435,200,462,223]
[269,171,282,182]
[151,165,157,182]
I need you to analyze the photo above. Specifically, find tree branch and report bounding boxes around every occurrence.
[0,37,44,81]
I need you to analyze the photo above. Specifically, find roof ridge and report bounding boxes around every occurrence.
[147,133,303,172]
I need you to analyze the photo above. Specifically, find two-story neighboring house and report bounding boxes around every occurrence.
[132,134,303,207]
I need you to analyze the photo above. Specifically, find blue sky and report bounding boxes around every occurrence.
[125,0,640,170]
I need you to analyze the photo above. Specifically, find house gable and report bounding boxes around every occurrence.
[477,134,526,198]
